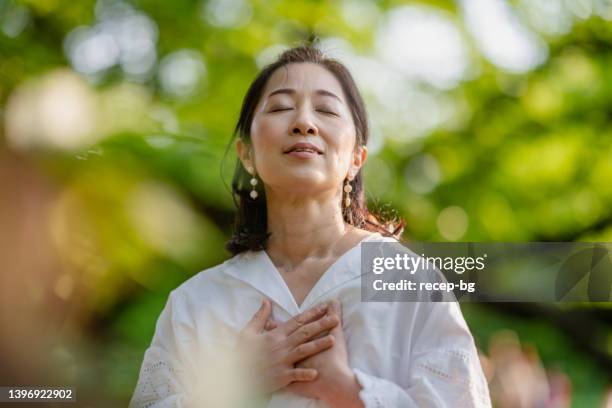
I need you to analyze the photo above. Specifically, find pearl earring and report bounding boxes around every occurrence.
[343,176,353,208]
[246,166,258,199]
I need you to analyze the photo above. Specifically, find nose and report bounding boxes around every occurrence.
[291,109,318,136]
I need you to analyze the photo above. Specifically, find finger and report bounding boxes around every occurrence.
[331,299,342,319]
[328,300,344,334]
[246,298,272,333]
[284,368,318,383]
[286,313,339,347]
[286,334,335,364]
[264,319,278,331]
[281,302,329,335]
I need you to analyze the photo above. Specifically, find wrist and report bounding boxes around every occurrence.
[322,367,364,408]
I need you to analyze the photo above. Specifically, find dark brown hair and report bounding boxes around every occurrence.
[224,45,404,255]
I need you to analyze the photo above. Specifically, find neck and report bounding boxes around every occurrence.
[265,188,352,268]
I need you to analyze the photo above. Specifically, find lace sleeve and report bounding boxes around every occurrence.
[129,290,196,408]
[354,301,491,408]
[129,347,188,408]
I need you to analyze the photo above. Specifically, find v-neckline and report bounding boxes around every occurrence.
[260,232,382,313]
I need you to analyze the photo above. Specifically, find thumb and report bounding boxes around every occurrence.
[329,300,343,332]
[247,298,272,333]
[330,300,346,339]
[331,299,342,320]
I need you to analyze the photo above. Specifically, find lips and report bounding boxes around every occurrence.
[284,142,323,155]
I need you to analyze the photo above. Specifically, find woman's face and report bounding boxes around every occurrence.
[238,62,366,197]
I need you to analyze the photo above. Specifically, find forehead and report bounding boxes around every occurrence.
[263,62,345,100]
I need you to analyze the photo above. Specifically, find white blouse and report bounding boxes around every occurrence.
[130,233,492,408]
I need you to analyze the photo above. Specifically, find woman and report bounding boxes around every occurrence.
[130,46,491,407]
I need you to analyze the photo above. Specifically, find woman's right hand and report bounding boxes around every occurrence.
[237,298,339,394]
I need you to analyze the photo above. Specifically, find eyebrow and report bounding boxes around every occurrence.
[267,88,342,103]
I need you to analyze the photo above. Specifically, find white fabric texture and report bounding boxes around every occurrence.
[130,233,492,407]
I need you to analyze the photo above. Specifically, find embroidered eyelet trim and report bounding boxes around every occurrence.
[130,360,179,408]
[354,369,385,408]
[417,363,453,380]
[416,349,491,407]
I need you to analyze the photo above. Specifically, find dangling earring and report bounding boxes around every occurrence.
[246,166,258,199]
[343,176,353,208]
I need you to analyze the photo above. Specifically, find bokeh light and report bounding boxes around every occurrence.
[1,0,611,405]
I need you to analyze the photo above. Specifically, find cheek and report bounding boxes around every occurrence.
[327,131,356,163]
[327,118,356,146]
[250,120,284,156]
[253,117,281,137]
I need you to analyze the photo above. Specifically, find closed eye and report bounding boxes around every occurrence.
[269,107,293,112]
[317,109,339,116]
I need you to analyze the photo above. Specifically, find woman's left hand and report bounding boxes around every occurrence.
[283,300,364,408]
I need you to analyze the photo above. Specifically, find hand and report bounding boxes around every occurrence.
[284,300,364,407]
[236,298,340,395]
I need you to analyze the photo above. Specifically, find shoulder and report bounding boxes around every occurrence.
[350,227,400,246]
[169,252,251,304]
[358,228,401,245]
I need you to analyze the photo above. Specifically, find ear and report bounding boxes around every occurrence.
[236,138,254,174]
[348,145,367,179]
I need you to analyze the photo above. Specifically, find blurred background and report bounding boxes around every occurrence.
[1,0,612,406]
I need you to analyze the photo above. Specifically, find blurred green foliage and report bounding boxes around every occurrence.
[1,0,611,406]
